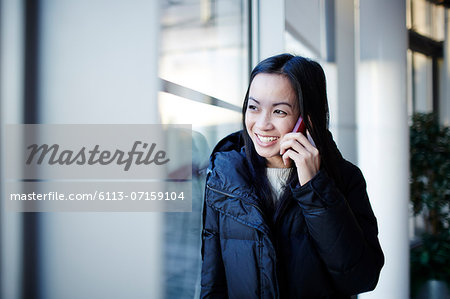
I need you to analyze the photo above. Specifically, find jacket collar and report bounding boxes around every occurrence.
[206,132,271,235]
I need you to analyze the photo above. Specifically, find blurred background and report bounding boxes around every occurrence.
[1,0,449,298]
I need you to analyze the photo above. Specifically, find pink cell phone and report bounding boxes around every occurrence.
[292,116,306,134]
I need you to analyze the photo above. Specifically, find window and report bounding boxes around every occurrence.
[159,1,250,297]
[407,0,445,115]
[407,0,446,240]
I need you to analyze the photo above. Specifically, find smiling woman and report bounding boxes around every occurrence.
[200,54,385,298]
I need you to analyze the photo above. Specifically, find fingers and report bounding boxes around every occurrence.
[281,145,317,168]
[282,148,319,184]
[280,132,321,185]
[279,132,318,156]
[282,149,300,167]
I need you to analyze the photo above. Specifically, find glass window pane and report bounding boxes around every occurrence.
[412,51,433,113]
[407,0,412,29]
[159,92,241,298]
[160,0,249,106]
[431,4,445,41]
[407,50,413,117]
[411,0,445,41]
[158,1,249,298]
[158,91,242,144]
[411,0,432,37]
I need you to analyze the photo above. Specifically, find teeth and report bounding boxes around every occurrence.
[257,135,278,143]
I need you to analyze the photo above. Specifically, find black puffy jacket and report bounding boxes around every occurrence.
[200,131,384,298]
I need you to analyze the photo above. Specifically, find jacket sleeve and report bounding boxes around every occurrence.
[200,198,228,298]
[291,166,384,295]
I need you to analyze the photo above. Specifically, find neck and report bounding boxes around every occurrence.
[266,156,291,168]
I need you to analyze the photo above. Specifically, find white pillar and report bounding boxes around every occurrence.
[356,0,409,298]
[335,0,357,163]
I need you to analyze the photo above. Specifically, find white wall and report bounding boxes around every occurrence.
[1,1,25,298]
[37,1,162,298]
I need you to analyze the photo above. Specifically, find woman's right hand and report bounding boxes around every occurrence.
[279,132,320,186]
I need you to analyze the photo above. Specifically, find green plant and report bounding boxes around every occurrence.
[410,112,450,296]
[411,233,450,295]
[410,113,450,234]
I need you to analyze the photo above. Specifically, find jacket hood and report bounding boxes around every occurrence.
[207,131,254,198]
[210,130,245,156]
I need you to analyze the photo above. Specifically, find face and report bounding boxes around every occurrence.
[245,73,299,168]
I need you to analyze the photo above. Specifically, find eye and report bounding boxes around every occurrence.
[274,109,287,116]
[248,104,258,111]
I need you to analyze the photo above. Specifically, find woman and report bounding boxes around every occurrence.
[200,54,384,298]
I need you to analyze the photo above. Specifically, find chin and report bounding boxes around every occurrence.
[254,148,278,159]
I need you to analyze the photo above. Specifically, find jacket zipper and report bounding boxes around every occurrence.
[273,195,292,227]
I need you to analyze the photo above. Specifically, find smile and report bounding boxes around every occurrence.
[256,134,279,143]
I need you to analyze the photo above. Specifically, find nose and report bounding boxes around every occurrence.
[255,112,273,131]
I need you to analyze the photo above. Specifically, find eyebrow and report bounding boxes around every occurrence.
[248,97,293,108]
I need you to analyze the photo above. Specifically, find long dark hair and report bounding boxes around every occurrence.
[242,54,343,215]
